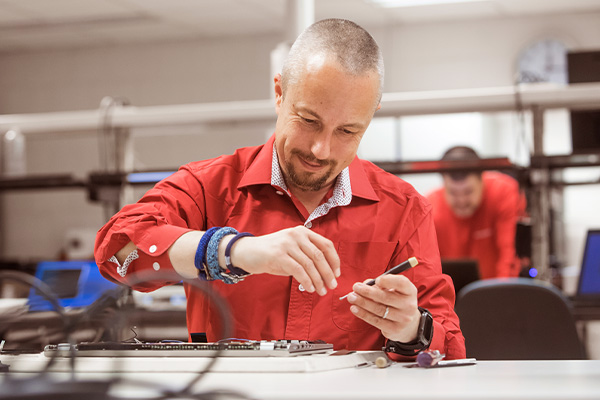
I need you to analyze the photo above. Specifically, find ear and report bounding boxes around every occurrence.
[274,73,284,114]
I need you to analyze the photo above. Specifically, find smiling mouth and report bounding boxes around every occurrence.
[294,151,328,169]
[300,157,325,170]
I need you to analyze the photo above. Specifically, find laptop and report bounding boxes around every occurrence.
[571,230,600,307]
[441,259,480,297]
[27,260,120,312]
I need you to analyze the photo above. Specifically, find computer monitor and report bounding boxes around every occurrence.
[441,259,480,296]
[27,260,119,312]
[568,50,600,153]
[575,230,600,300]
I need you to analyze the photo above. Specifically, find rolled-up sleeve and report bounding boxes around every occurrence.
[94,166,205,292]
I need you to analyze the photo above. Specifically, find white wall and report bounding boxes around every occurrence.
[1,11,600,270]
[383,12,600,92]
[0,33,279,259]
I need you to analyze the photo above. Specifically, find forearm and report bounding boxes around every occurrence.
[167,231,204,279]
[115,231,239,280]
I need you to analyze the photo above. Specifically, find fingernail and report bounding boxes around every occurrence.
[335,269,341,278]
[319,287,327,296]
[330,279,338,289]
[350,305,359,314]
[308,285,315,293]
[347,293,357,302]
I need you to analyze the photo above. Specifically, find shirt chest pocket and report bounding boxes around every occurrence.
[331,240,398,332]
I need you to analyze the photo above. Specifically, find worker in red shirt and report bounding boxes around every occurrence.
[427,146,526,280]
[95,19,465,360]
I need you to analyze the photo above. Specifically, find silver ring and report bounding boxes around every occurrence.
[382,306,390,320]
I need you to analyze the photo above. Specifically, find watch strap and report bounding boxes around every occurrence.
[384,307,433,356]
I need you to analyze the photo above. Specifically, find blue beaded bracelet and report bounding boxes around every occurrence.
[195,227,219,280]
[206,227,238,284]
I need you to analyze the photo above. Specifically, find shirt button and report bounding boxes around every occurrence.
[276,190,284,195]
[149,245,157,253]
[153,262,160,271]
[305,221,312,229]
[298,284,305,292]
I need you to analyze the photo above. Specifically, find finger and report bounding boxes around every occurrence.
[349,303,395,331]
[298,239,338,291]
[352,282,396,305]
[375,274,417,296]
[279,257,316,293]
[306,230,340,278]
[287,247,328,295]
[347,291,390,321]
[356,279,419,318]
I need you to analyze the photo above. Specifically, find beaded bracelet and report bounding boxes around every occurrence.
[206,227,239,284]
[194,227,219,280]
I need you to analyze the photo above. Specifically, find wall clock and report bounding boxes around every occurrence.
[516,38,568,84]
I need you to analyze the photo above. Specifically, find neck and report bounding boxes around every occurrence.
[288,183,333,214]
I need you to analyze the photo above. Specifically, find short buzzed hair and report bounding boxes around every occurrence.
[281,18,384,104]
[441,146,482,181]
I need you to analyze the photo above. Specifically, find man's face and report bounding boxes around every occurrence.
[273,56,380,194]
[443,174,484,218]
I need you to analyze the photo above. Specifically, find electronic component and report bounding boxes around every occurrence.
[44,340,334,357]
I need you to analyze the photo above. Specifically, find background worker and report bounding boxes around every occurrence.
[427,146,526,279]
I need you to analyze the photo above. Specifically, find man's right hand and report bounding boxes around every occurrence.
[228,226,340,296]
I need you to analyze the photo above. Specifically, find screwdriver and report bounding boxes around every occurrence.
[338,257,419,300]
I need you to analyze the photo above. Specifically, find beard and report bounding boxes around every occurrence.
[284,149,337,192]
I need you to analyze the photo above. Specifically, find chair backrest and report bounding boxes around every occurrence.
[455,278,586,360]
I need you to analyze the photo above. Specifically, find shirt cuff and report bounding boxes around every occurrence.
[108,249,139,277]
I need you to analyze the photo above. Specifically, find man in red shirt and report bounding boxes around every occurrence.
[427,146,525,279]
[95,19,465,360]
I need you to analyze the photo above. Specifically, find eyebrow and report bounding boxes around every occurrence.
[294,105,366,131]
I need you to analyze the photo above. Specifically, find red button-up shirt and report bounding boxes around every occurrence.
[427,171,525,279]
[95,134,465,359]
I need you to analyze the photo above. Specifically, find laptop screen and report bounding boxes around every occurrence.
[34,268,81,299]
[27,260,119,312]
[441,259,480,296]
[577,230,600,296]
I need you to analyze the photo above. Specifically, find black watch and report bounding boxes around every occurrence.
[383,307,433,356]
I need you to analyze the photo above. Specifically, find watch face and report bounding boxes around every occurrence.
[516,39,568,84]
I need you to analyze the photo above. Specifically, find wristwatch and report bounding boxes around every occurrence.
[384,307,433,356]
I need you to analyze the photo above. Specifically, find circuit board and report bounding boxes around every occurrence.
[44,340,334,357]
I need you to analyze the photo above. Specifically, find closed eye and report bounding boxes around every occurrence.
[340,127,358,135]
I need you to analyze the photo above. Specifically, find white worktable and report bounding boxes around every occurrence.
[1,353,600,400]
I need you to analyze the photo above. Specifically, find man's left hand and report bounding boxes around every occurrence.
[346,275,421,343]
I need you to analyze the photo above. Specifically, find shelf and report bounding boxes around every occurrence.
[373,157,517,175]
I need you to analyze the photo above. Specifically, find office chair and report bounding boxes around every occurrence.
[455,278,586,360]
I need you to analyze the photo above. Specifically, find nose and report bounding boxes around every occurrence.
[310,131,332,160]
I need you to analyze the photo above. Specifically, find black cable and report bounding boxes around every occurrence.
[513,73,533,166]
[0,271,176,399]
[0,270,76,377]
[116,270,234,399]
[1,269,250,399]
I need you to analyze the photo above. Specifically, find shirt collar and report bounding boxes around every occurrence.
[237,134,276,189]
[238,133,379,202]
